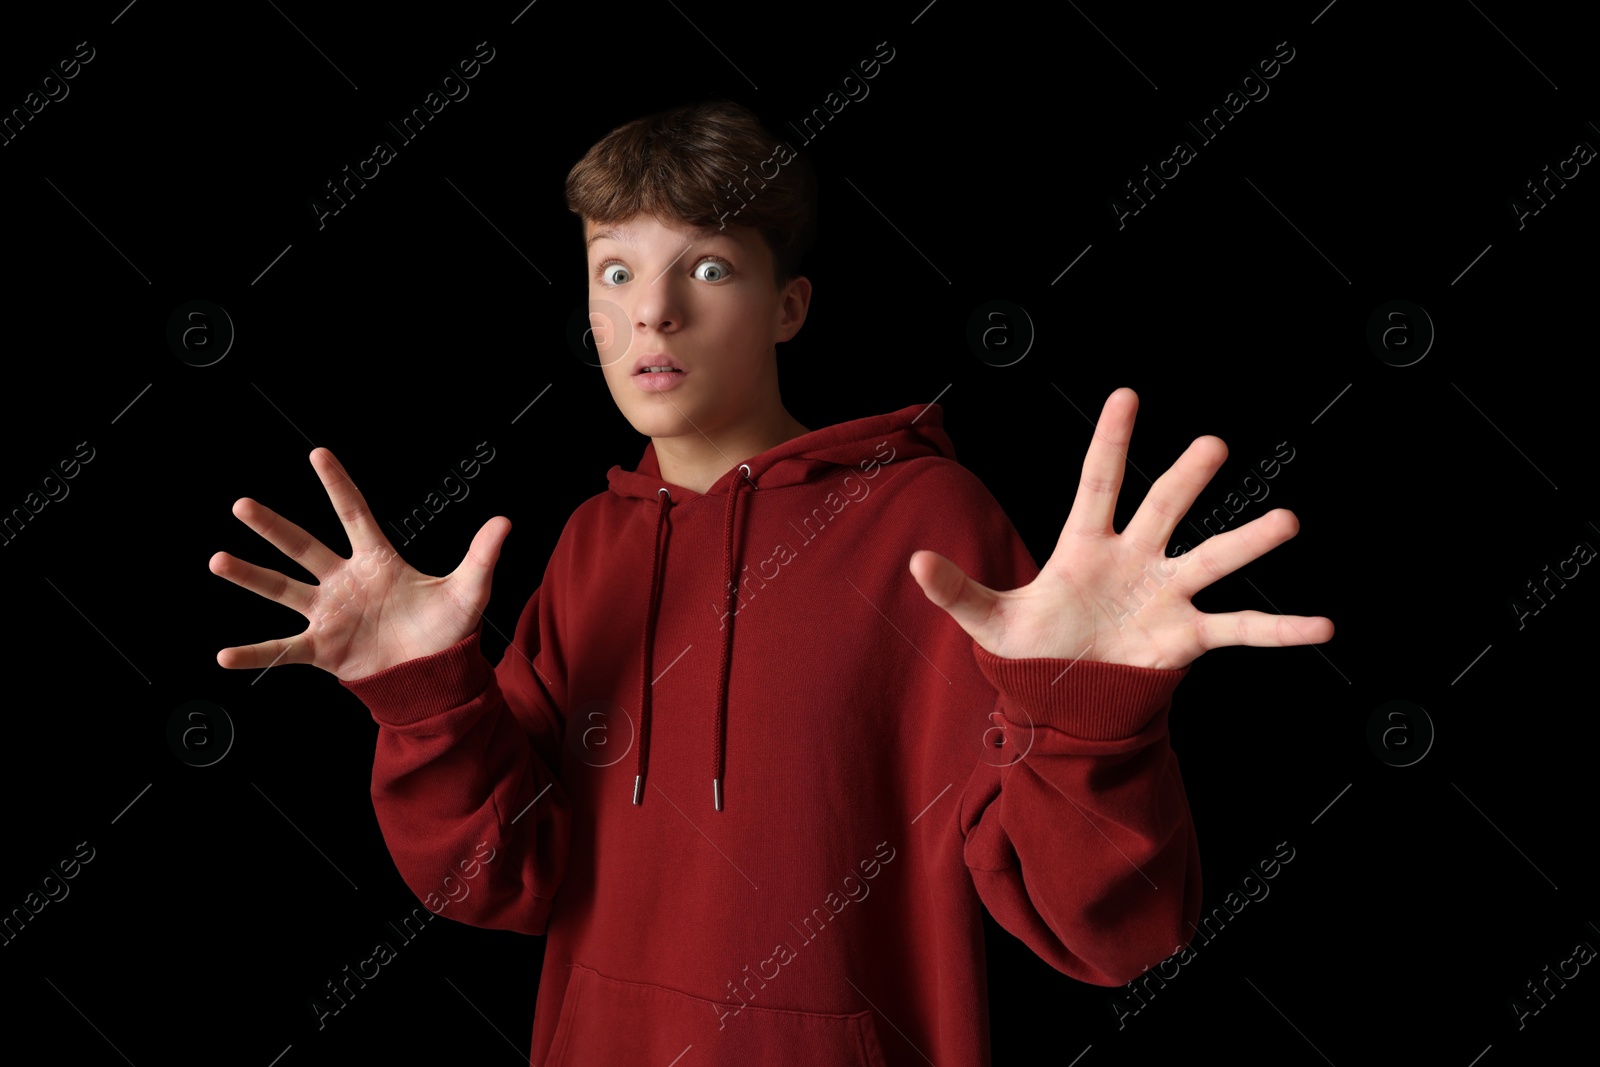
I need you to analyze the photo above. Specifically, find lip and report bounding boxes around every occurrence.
[630,353,687,392]
[631,353,686,375]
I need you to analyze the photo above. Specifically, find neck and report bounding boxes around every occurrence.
[653,410,810,494]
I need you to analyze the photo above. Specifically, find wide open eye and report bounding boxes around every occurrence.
[693,258,730,282]
[599,262,631,286]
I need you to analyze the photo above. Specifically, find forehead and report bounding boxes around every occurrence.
[584,216,765,259]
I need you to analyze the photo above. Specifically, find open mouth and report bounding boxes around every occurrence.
[632,361,687,390]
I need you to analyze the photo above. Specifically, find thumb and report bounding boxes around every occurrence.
[452,516,512,601]
[909,549,998,639]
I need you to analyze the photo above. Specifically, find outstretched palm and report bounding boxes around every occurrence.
[910,388,1333,671]
[210,448,511,681]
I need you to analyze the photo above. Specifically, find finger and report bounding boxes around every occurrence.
[1062,388,1138,539]
[1195,609,1335,650]
[311,447,385,555]
[1122,435,1227,555]
[909,549,999,639]
[448,516,512,606]
[209,551,320,615]
[1169,509,1300,594]
[215,634,312,671]
[231,496,343,578]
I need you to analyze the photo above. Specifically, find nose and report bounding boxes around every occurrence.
[628,262,687,336]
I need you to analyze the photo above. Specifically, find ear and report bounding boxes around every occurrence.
[775,275,812,342]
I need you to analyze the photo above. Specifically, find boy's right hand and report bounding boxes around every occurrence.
[210,447,510,681]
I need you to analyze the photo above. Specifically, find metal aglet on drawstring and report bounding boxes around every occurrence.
[634,776,645,805]
[713,778,723,812]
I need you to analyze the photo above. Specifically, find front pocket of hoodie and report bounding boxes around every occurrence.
[544,963,890,1067]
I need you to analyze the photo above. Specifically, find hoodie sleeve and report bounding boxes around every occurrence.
[958,648,1201,986]
[903,456,1202,986]
[340,586,571,935]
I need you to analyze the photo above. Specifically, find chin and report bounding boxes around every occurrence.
[616,400,693,440]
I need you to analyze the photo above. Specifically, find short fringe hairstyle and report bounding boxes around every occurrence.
[565,101,818,283]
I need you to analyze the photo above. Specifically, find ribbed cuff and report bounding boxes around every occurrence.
[972,644,1187,741]
[339,629,492,726]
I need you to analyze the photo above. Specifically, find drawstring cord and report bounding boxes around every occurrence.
[632,464,753,811]
[712,464,753,810]
[633,487,672,805]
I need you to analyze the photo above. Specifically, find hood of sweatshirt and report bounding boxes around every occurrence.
[603,403,954,811]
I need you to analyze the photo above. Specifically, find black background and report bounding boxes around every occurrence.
[2,1,1594,1064]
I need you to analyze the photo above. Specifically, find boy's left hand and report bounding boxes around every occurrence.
[909,388,1334,671]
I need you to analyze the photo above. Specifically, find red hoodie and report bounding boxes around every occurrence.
[342,403,1202,1066]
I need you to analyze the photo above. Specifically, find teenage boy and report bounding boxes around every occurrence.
[210,101,1332,1065]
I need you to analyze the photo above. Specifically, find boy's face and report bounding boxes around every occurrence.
[583,214,809,447]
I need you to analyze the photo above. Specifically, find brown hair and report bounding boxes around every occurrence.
[565,100,817,283]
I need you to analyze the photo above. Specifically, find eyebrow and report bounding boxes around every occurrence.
[585,227,627,248]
